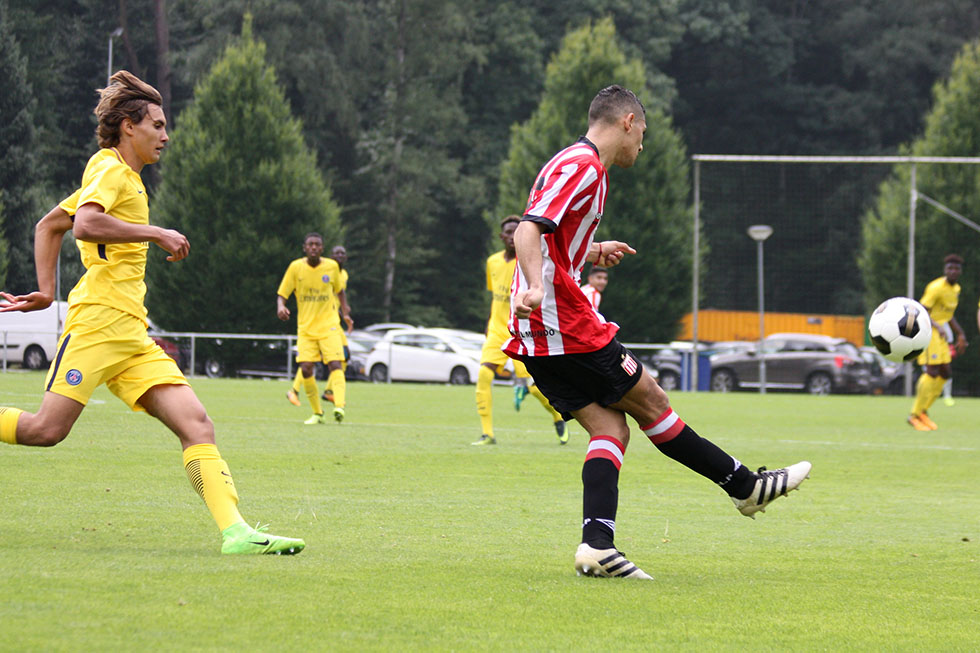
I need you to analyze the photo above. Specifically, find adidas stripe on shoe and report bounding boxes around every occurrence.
[574,543,652,580]
[732,461,811,518]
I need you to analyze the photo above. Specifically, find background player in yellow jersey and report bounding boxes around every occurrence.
[0,71,303,555]
[277,233,349,424]
[286,245,352,405]
[908,253,968,431]
[472,216,566,446]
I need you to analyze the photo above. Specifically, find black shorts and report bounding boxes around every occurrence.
[518,338,644,420]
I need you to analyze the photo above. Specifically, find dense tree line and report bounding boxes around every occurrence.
[2,1,980,361]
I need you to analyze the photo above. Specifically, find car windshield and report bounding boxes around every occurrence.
[444,334,484,351]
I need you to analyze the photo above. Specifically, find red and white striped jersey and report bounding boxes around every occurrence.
[503,138,618,357]
[580,283,602,310]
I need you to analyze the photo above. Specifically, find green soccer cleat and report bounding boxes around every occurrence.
[304,413,326,425]
[221,522,305,555]
[333,407,345,423]
[471,434,496,446]
[555,420,568,445]
[514,385,528,411]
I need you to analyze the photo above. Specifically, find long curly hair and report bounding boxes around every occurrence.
[94,70,163,148]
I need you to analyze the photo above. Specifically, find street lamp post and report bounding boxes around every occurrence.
[747,225,773,394]
[107,27,124,85]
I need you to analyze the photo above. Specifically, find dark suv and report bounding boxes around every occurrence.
[709,333,871,395]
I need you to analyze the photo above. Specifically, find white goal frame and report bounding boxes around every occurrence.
[690,154,980,393]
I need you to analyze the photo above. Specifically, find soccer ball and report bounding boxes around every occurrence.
[867,297,932,363]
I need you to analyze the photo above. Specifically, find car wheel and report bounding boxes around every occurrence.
[449,366,470,385]
[204,358,225,378]
[370,363,388,383]
[657,370,680,391]
[805,372,833,395]
[710,369,735,392]
[23,345,47,370]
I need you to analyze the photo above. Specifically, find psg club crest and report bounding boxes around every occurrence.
[321,274,331,283]
[65,369,83,386]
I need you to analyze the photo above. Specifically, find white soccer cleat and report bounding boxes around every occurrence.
[732,461,812,518]
[574,543,652,580]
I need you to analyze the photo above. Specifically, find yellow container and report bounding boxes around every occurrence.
[679,310,865,346]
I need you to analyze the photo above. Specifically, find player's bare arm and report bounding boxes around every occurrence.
[338,289,354,333]
[74,203,190,262]
[513,221,546,318]
[276,295,291,321]
[0,205,76,313]
[950,316,968,354]
[586,240,636,267]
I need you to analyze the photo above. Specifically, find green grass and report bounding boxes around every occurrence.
[1,372,977,651]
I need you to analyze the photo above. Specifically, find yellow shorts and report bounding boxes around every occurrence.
[297,327,345,363]
[917,327,952,366]
[45,304,187,411]
[481,335,530,379]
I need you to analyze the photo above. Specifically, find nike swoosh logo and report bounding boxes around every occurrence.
[220,471,231,476]
[250,539,270,546]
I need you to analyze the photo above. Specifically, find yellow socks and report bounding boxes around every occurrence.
[921,374,946,413]
[0,407,23,444]
[303,375,322,414]
[476,365,495,437]
[529,384,562,422]
[326,368,346,408]
[183,443,244,532]
[912,374,945,415]
[291,369,303,394]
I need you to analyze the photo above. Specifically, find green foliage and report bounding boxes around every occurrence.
[148,18,342,333]
[497,18,692,342]
[860,39,980,390]
[0,1,40,293]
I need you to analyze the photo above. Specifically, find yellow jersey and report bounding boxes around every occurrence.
[919,276,960,325]
[277,257,343,338]
[58,148,151,322]
[485,250,516,344]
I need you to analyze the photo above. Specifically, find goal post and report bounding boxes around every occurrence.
[689,154,980,393]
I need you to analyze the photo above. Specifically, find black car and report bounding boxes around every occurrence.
[709,333,871,395]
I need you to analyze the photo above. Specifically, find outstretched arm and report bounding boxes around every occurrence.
[74,202,189,262]
[0,205,74,312]
[586,239,636,267]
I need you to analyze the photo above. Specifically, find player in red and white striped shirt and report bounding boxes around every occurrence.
[506,85,812,580]
[580,266,608,311]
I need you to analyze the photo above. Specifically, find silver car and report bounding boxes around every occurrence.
[709,333,871,395]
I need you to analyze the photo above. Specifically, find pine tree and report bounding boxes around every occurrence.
[0,1,41,293]
[496,18,692,342]
[148,15,342,334]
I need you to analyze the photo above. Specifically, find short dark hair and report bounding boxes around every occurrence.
[588,85,645,126]
[589,266,608,276]
[944,253,963,265]
[500,215,521,229]
[304,232,323,243]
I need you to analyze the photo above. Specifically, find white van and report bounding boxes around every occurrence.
[0,301,69,370]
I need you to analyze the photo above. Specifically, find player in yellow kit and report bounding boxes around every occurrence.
[277,234,349,424]
[286,245,353,405]
[472,216,566,445]
[0,71,304,555]
[908,254,968,431]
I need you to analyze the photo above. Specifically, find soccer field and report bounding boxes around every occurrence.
[1,372,976,651]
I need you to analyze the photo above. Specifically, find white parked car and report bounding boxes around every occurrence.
[365,328,484,384]
[0,300,68,369]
